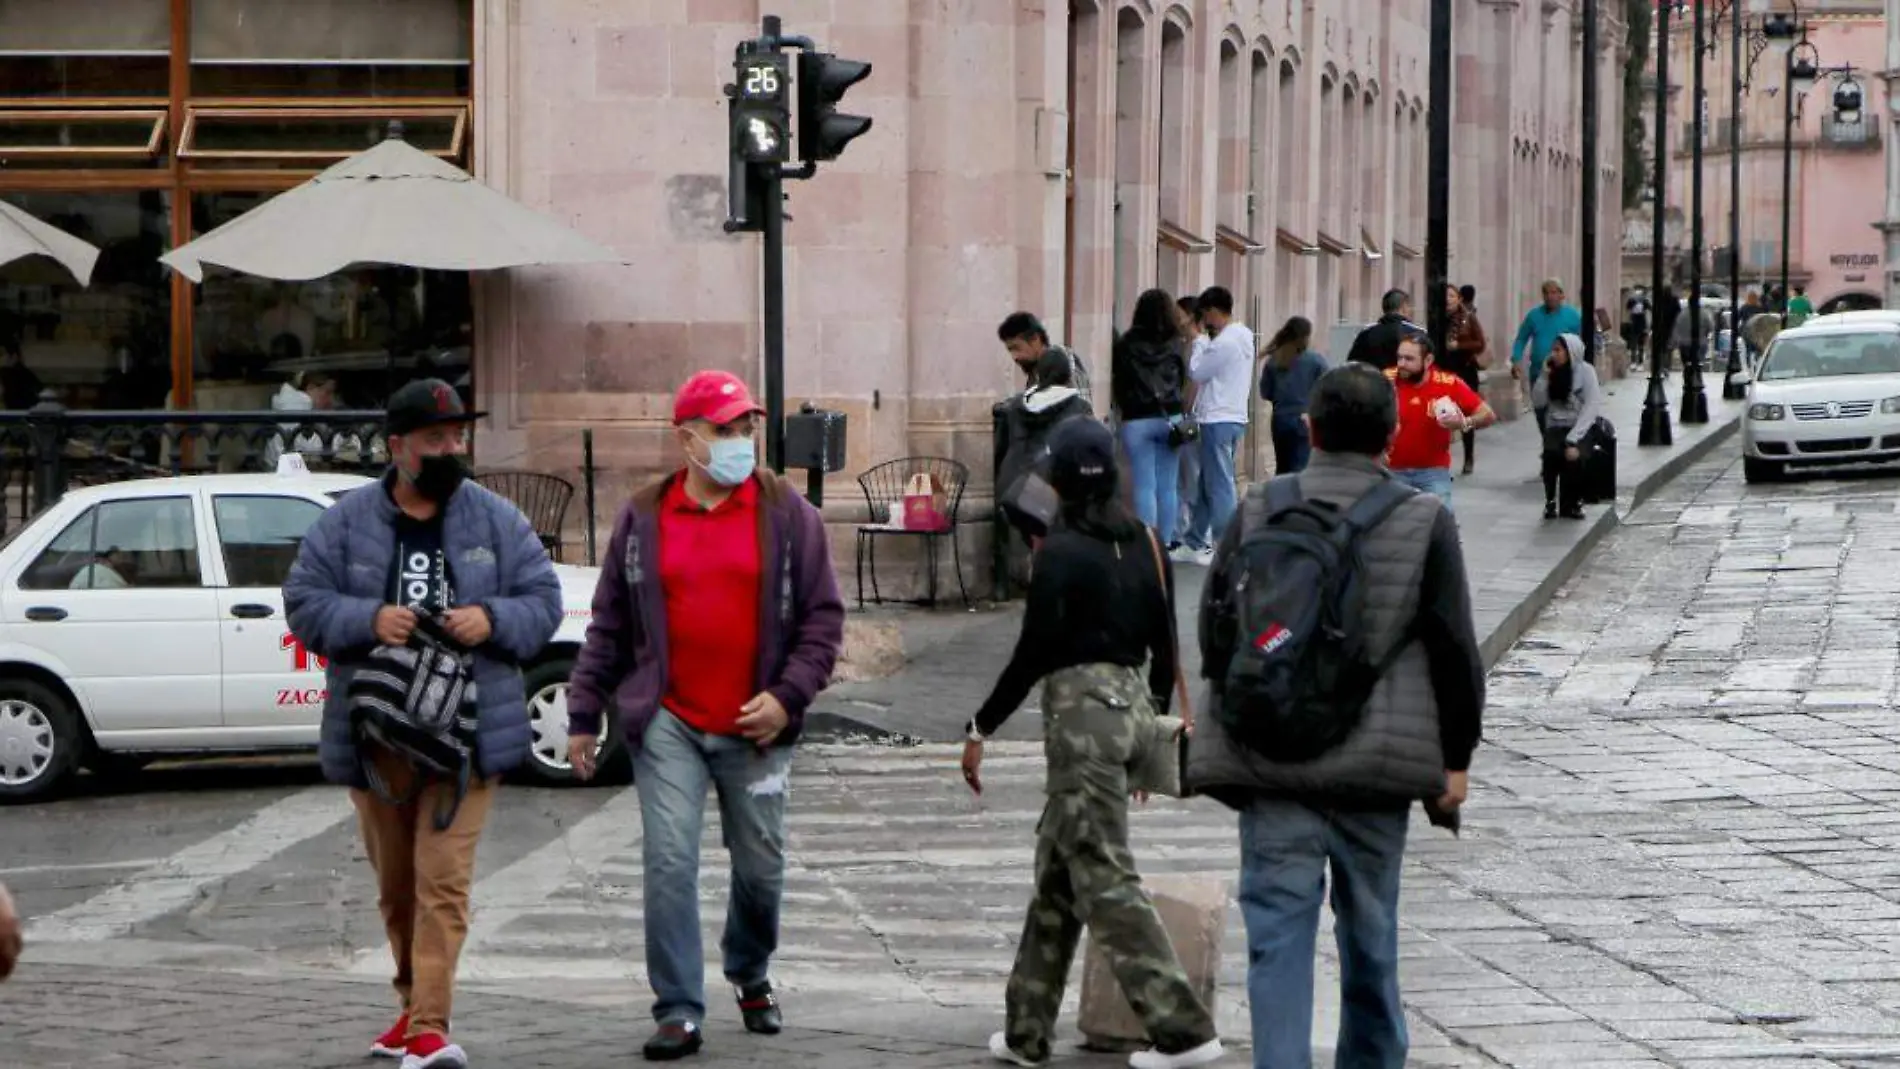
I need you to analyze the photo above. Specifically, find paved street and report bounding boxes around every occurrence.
[18,445,1900,1067]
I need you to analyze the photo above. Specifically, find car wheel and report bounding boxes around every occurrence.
[0,679,82,803]
[1743,457,1785,484]
[520,659,630,787]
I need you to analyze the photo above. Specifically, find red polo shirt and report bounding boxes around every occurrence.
[1384,367,1484,472]
[659,475,762,736]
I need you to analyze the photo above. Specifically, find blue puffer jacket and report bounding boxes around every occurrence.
[284,473,564,787]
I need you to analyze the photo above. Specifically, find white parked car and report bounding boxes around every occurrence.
[0,464,612,802]
[1742,310,1900,484]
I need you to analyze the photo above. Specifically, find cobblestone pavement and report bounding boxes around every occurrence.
[14,450,1900,1067]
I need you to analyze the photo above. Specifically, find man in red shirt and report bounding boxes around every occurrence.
[565,370,845,1062]
[1382,331,1497,510]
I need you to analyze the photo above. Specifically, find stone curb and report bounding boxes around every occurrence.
[1475,412,1742,669]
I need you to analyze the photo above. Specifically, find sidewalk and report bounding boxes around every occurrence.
[810,371,1745,744]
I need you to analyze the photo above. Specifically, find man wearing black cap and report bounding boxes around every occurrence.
[286,378,564,1069]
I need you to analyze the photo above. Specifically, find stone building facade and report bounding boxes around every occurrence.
[469,0,1627,565]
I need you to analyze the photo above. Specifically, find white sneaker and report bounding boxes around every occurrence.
[1129,1037,1225,1069]
[1167,544,1201,565]
[989,1031,1047,1067]
[1190,546,1217,567]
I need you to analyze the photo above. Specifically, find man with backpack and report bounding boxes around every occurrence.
[285,379,565,1069]
[1186,364,1484,1069]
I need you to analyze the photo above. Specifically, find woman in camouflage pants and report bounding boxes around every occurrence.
[962,418,1223,1069]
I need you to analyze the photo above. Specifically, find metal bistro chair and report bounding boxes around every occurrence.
[472,470,575,561]
[855,456,971,610]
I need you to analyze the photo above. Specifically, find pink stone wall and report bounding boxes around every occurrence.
[466,0,1630,575]
[1658,8,1885,308]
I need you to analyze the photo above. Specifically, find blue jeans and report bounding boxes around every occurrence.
[1120,417,1182,544]
[1391,467,1453,511]
[635,709,793,1025]
[1185,421,1246,549]
[1238,801,1411,1069]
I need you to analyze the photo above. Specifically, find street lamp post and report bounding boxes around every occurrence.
[1640,0,1675,447]
[1718,0,1796,401]
[1580,0,1599,364]
[1723,0,1746,400]
[1427,0,1452,361]
[1682,0,1709,425]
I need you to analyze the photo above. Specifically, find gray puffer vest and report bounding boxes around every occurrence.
[1185,452,1447,808]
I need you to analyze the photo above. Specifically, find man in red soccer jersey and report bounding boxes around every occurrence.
[1381,331,1497,510]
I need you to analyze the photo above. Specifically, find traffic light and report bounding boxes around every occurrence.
[796,52,872,162]
[730,49,792,165]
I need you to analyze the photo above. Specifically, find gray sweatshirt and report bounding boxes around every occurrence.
[1529,334,1604,444]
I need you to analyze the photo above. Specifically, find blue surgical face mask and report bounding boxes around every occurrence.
[693,433,757,487]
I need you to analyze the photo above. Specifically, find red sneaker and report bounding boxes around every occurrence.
[371,1015,410,1059]
[401,1033,468,1069]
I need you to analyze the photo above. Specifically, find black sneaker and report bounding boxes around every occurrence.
[736,981,783,1035]
[1543,500,1558,519]
[642,1021,703,1061]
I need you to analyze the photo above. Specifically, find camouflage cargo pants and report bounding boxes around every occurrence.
[1003,664,1218,1062]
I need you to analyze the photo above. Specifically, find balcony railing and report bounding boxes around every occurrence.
[1820,116,1879,149]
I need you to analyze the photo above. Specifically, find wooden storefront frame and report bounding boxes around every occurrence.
[0,0,476,411]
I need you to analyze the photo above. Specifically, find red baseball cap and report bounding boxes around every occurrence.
[673,370,765,427]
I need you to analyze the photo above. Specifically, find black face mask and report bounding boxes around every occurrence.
[410,453,468,502]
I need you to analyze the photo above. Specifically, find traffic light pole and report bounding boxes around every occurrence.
[761,167,787,473]
[726,14,872,478]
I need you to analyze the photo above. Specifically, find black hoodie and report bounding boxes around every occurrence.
[1111,332,1188,422]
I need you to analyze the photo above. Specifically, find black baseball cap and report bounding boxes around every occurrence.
[387,378,485,436]
[1048,417,1117,495]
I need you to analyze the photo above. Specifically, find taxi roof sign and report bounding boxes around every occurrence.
[276,453,310,477]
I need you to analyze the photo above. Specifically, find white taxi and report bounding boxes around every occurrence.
[0,461,612,802]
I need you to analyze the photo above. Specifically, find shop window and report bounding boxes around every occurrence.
[0,109,167,167]
[177,105,467,163]
[188,192,472,413]
[190,0,471,99]
[0,0,170,100]
[0,192,174,411]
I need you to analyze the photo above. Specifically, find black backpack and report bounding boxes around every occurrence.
[1215,475,1416,763]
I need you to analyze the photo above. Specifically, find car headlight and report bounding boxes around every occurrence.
[1748,403,1785,421]
[1882,396,1900,414]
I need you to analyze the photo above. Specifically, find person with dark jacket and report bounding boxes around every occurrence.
[998,348,1094,547]
[1345,289,1418,371]
[1257,316,1327,474]
[965,417,1223,1069]
[1111,288,1192,545]
[1441,284,1489,474]
[564,370,845,1062]
[284,378,564,1069]
[1188,364,1483,1069]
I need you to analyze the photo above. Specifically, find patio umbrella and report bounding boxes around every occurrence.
[159,130,624,282]
[0,198,100,287]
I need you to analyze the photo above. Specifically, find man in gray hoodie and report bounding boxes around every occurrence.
[1188,365,1484,1069]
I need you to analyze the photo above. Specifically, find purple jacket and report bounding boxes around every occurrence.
[566,469,845,753]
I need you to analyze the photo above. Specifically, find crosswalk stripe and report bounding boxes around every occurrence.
[27,785,355,943]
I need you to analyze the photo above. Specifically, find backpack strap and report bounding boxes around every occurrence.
[1341,476,1416,534]
[1261,474,1305,516]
